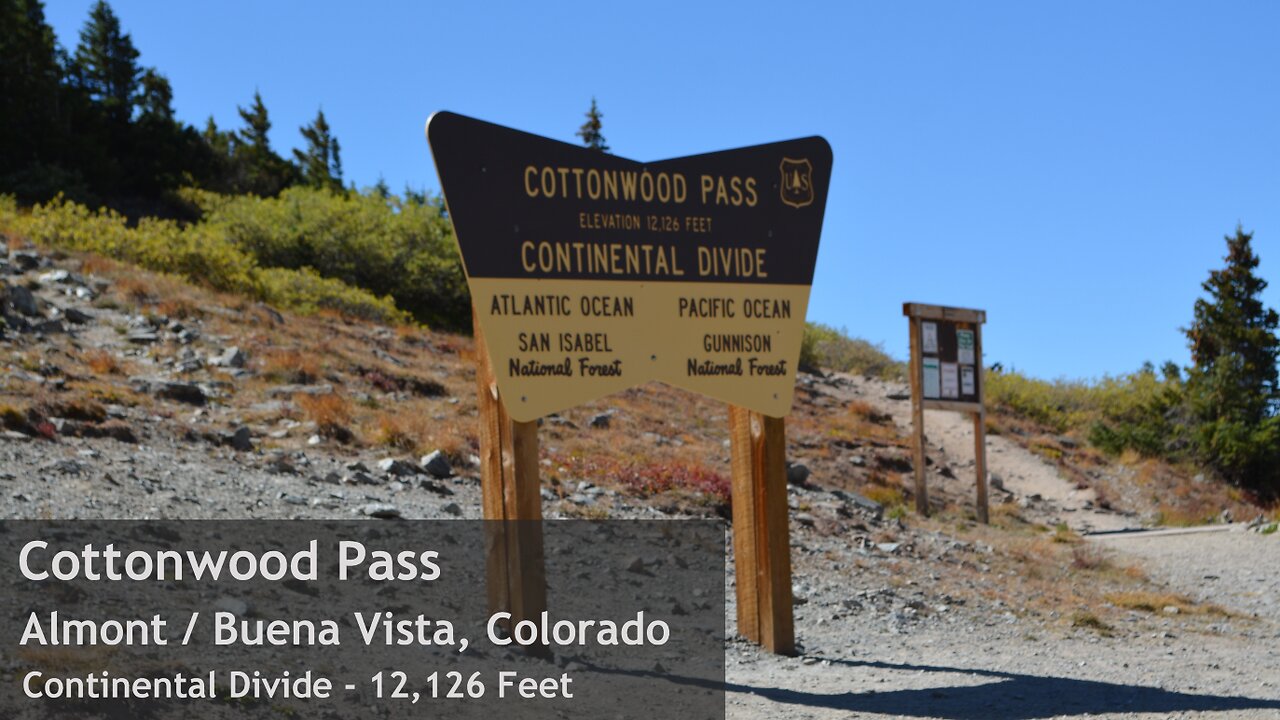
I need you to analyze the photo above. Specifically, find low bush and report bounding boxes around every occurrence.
[189,187,469,331]
[800,322,905,380]
[0,194,409,325]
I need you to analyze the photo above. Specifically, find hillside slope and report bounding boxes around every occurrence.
[2,243,1278,718]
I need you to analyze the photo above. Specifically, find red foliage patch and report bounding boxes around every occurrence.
[556,455,731,504]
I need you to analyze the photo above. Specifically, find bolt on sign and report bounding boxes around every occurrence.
[427,112,832,421]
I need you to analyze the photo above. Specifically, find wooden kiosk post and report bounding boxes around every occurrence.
[903,303,989,523]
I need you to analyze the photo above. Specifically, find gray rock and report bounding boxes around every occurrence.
[174,351,203,373]
[37,269,70,284]
[228,427,254,452]
[362,503,401,519]
[419,478,454,496]
[269,384,334,398]
[48,459,87,475]
[62,307,93,324]
[33,319,65,334]
[831,489,884,520]
[8,285,40,317]
[848,455,866,467]
[211,346,246,368]
[441,502,463,517]
[131,377,207,405]
[786,462,811,486]
[420,450,453,479]
[589,411,614,429]
[10,251,42,272]
[377,458,417,477]
[212,597,250,617]
[307,434,322,446]
[2,313,30,332]
[126,329,160,344]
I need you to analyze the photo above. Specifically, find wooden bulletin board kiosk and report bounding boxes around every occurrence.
[428,112,833,656]
[902,303,989,523]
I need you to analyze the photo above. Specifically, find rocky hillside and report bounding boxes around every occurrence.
[3,241,1280,718]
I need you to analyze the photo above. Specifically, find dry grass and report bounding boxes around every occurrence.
[82,349,122,375]
[0,403,28,431]
[1070,610,1115,636]
[296,393,352,440]
[155,296,203,320]
[1069,544,1110,570]
[861,479,906,509]
[17,646,117,673]
[1105,591,1232,616]
[365,408,445,453]
[79,255,118,275]
[263,349,322,384]
[113,276,154,304]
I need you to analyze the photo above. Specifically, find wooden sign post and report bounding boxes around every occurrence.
[473,311,548,653]
[729,407,793,653]
[903,303,989,523]
[428,112,831,656]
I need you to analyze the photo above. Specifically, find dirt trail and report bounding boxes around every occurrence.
[1092,526,1280,622]
[834,373,1134,533]
[724,374,1280,719]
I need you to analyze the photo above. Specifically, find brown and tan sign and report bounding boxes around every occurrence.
[427,112,832,422]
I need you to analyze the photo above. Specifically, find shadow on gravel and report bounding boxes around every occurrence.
[728,658,1280,719]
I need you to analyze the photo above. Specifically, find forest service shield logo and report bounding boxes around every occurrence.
[779,157,814,208]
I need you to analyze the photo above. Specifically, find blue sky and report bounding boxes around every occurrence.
[44,1,1280,381]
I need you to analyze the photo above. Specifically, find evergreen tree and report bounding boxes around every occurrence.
[203,116,231,158]
[70,0,140,125]
[293,109,343,192]
[0,0,81,202]
[0,0,64,173]
[138,68,172,121]
[575,97,609,152]
[403,185,427,206]
[237,91,272,148]
[1183,226,1280,492]
[228,91,297,196]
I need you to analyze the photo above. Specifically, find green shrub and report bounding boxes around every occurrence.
[800,322,905,380]
[257,266,406,323]
[0,194,405,325]
[193,187,470,331]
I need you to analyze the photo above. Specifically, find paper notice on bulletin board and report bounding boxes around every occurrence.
[957,329,975,365]
[961,365,975,396]
[922,357,941,398]
[922,322,938,354]
[941,362,959,399]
